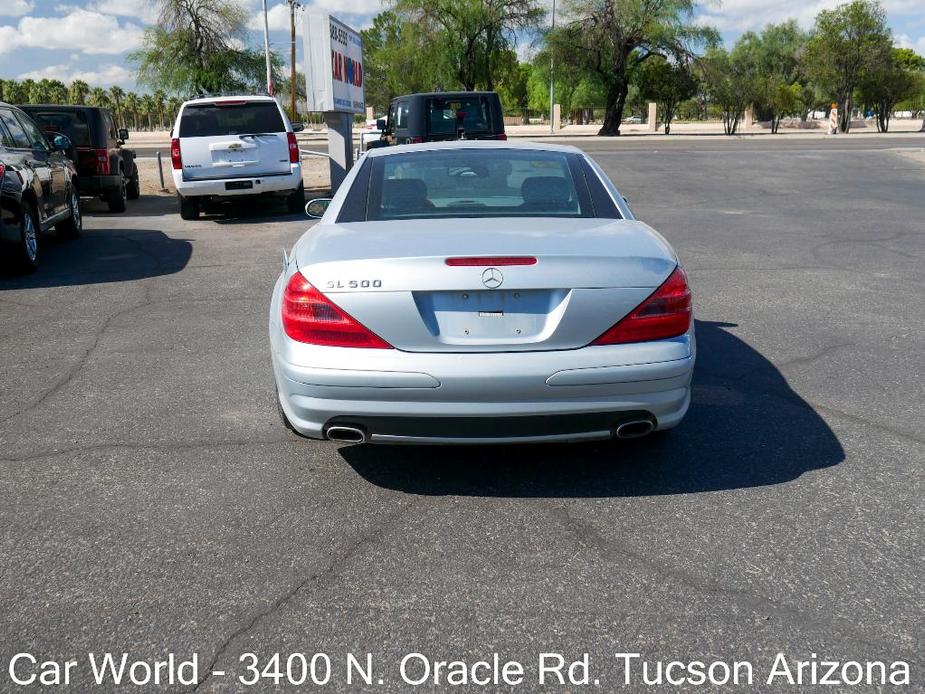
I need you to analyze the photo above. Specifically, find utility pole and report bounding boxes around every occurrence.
[548,0,556,134]
[288,1,300,120]
[262,0,274,96]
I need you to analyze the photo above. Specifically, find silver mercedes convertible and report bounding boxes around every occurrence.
[269,141,694,445]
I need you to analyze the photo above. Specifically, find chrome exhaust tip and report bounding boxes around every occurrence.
[325,425,367,444]
[615,419,655,439]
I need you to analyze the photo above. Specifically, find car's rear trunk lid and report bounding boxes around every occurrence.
[296,217,679,352]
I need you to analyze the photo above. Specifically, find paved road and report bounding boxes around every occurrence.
[0,139,922,692]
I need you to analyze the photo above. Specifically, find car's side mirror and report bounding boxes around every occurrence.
[52,134,72,152]
[118,128,129,141]
[376,119,386,131]
[291,122,305,133]
[305,198,332,218]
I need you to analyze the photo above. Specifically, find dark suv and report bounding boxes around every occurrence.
[19,105,138,212]
[1,102,81,273]
[373,91,506,148]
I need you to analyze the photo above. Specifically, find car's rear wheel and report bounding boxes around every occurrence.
[106,172,127,212]
[286,182,305,214]
[11,203,40,273]
[126,168,140,200]
[178,194,200,220]
[55,186,82,239]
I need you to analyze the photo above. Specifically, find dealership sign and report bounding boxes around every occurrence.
[303,13,365,114]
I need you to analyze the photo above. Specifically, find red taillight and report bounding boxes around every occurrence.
[445,256,537,266]
[408,136,423,144]
[170,138,182,170]
[495,133,507,141]
[94,149,109,175]
[281,273,393,349]
[591,266,692,345]
[214,100,246,106]
[287,132,299,164]
[0,162,5,180]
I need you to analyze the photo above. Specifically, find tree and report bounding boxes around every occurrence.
[393,0,544,91]
[700,47,756,134]
[361,10,454,112]
[804,0,892,133]
[548,0,716,136]
[109,86,125,125]
[731,21,808,132]
[638,55,697,134]
[69,80,90,105]
[132,0,275,96]
[88,87,111,109]
[859,48,921,132]
[124,92,140,130]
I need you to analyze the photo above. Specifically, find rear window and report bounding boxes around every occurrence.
[23,110,92,147]
[179,102,285,137]
[365,149,596,221]
[427,96,494,136]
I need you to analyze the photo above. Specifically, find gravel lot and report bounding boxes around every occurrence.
[1,136,922,692]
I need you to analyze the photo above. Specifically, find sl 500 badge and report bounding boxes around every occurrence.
[326,279,382,289]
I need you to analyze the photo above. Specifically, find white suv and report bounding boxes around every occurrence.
[170,95,304,220]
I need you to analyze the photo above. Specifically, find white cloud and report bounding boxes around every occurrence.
[0,8,145,55]
[18,63,135,87]
[85,0,160,23]
[247,0,383,33]
[0,0,33,17]
[896,34,925,53]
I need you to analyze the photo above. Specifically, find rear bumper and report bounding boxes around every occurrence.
[78,174,121,195]
[271,333,695,444]
[173,166,301,198]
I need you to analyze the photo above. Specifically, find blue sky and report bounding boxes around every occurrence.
[1,0,923,93]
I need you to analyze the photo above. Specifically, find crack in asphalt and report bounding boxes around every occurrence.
[544,503,922,663]
[190,500,416,692]
[0,437,296,463]
[0,285,153,426]
[0,292,265,426]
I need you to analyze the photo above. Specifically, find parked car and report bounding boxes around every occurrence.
[170,95,305,220]
[1,102,81,273]
[19,104,138,213]
[370,91,506,149]
[270,141,693,444]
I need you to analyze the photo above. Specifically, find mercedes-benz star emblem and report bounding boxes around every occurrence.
[481,267,504,289]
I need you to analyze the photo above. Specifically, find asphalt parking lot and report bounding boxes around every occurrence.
[1,136,923,691]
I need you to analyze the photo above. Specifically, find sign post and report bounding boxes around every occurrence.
[304,13,365,192]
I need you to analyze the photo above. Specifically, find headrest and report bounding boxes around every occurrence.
[521,176,571,205]
[383,178,429,206]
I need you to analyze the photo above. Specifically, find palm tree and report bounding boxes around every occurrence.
[124,92,141,130]
[69,79,89,105]
[141,94,156,130]
[153,90,167,130]
[88,87,111,109]
[109,86,125,125]
[47,80,68,104]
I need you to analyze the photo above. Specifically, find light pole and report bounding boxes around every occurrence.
[548,0,556,134]
[262,0,274,96]
[288,0,301,120]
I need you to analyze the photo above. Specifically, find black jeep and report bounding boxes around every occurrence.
[372,91,506,148]
[19,105,139,212]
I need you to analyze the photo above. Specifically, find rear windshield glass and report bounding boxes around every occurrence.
[22,110,92,147]
[367,149,595,221]
[179,102,284,137]
[426,96,493,136]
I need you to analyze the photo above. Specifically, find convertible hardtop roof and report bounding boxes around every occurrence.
[364,139,584,158]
